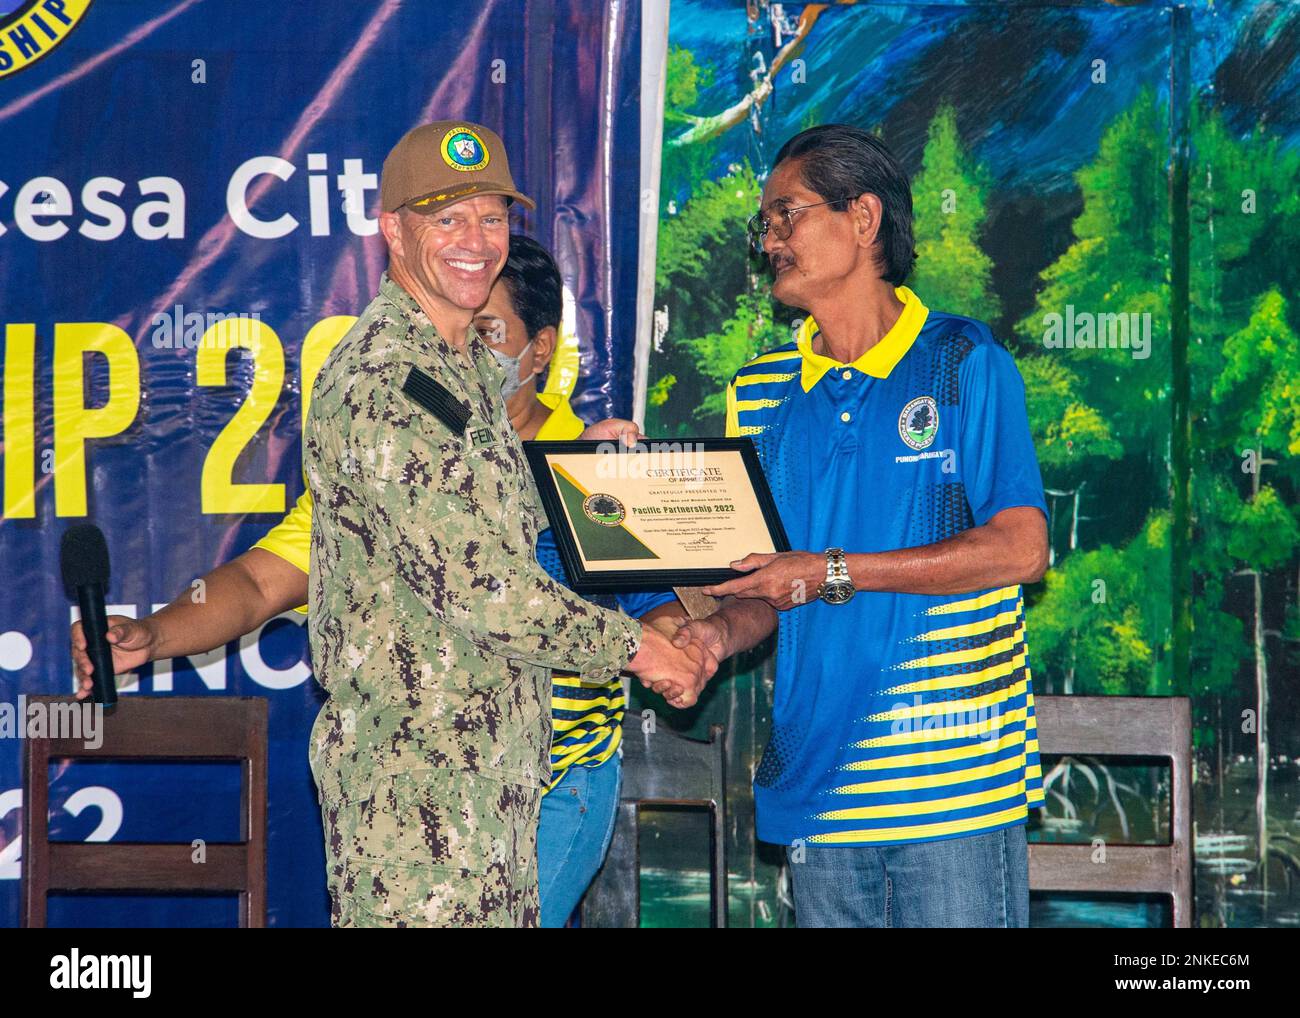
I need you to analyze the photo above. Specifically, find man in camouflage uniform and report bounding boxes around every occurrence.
[304,121,710,927]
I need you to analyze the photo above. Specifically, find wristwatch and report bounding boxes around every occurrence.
[817,547,856,605]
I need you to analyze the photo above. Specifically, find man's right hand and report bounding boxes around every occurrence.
[626,624,718,709]
[70,615,156,701]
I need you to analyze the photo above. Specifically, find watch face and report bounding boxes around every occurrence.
[821,582,854,605]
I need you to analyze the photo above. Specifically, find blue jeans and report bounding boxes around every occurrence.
[786,822,1030,928]
[537,752,622,928]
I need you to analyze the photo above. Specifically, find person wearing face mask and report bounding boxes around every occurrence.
[473,234,582,442]
[72,123,719,928]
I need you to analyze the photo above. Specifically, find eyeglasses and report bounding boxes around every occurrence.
[746,198,848,254]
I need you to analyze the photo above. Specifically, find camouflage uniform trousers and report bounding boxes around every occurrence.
[320,765,542,928]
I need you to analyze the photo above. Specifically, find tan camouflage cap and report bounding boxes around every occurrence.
[381,120,536,214]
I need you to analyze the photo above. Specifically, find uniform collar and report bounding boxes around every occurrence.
[379,271,497,388]
[378,269,484,354]
[796,285,929,392]
[379,271,435,334]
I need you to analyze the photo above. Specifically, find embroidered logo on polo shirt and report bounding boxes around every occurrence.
[899,396,939,450]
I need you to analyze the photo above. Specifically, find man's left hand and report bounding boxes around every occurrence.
[701,551,824,611]
[580,418,644,447]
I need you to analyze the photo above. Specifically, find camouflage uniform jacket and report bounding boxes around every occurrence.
[304,272,643,802]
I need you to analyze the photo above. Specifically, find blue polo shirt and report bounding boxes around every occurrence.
[725,286,1048,847]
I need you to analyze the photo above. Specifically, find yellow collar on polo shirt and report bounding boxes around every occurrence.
[796,286,929,392]
[534,391,586,440]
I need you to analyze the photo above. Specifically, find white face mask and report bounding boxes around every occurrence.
[489,340,533,402]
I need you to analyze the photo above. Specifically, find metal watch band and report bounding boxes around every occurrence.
[826,547,848,583]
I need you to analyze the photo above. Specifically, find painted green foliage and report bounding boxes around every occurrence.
[661,45,718,213]
[1017,89,1170,451]
[650,164,787,434]
[910,104,1001,325]
[1029,515,1167,696]
[1018,358,1124,470]
[1213,291,1300,462]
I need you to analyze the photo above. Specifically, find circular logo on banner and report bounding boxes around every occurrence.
[899,396,939,450]
[582,493,626,527]
[0,0,95,80]
[441,127,490,172]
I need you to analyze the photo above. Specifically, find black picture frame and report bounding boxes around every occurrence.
[523,437,791,592]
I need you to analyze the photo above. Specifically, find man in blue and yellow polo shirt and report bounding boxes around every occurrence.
[674,124,1050,927]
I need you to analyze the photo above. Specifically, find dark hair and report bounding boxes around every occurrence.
[499,233,562,338]
[772,124,916,285]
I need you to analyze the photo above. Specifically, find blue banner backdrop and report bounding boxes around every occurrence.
[0,0,642,927]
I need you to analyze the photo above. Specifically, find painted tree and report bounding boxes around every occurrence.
[909,104,1000,323]
[1017,89,1171,447]
[1203,290,1300,885]
[1016,356,1124,569]
[661,45,719,209]
[664,5,828,151]
[1014,91,1175,699]
[1186,99,1300,898]
[1189,104,1300,358]
[1028,513,1169,696]
[650,165,771,435]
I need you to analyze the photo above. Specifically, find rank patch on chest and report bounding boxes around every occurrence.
[402,365,471,435]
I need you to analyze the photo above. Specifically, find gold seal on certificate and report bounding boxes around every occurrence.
[523,438,790,592]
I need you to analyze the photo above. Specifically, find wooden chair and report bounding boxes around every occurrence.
[582,720,727,928]
[1029,695,1193,927]
[22,695,268,927]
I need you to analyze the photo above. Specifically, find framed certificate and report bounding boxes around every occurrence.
[523,438,790,592]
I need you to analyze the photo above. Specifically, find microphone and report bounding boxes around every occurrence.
[60,523,118,707]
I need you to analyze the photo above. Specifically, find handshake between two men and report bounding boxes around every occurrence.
[629,552,799,710]
[627,610,723,710]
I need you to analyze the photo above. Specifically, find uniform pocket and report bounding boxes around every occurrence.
[331,768,542,927]
[335,859,479,927]
[462,418,532,505]
[356,769,537,867]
